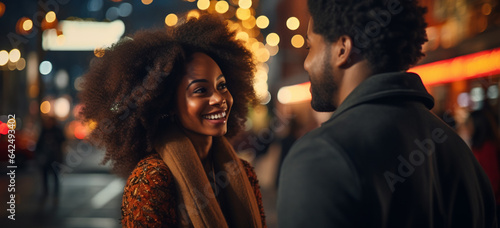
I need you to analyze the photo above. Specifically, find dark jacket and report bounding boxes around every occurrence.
[278,72,497,228]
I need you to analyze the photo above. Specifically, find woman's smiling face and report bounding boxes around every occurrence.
[175,52,233,137]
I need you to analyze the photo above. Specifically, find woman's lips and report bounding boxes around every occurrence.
[202,111,228,124]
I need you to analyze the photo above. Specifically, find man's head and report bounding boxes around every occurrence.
[304,0,428,111]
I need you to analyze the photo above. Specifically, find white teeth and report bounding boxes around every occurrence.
[204,112,226,120]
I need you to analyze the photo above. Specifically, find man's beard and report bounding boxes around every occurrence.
[310,50,338,112]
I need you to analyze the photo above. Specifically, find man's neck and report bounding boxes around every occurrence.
[336,59,373,106]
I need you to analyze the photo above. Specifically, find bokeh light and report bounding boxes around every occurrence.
[45,11,56,23]
[23,19,33,31]
[255,48,270,62]
[256,15,269,29]
[266,33,280,46]
[118,3,133,17]
[291,34,304,48]
[29,85,39,98]
[55,70,69,89]
[197,0,210,10]
[54,97,71,119]
[94,47,105,57]
[239,0,252,9]
[165,13,178,26]
[9,49,21,63]
[242,16,256,29]
[16,58,26,71]
[39,61,53,75]
[215,1,229,14]
[40,101,51,114]
[187,10,200,19]
[0,2,5,18]
[0,50,8,66]
[286,17,300,30]
[141,0,153,5]
[88,0,103,12]
[265,44,279,56]
[236,8,251,20]
[235,31,249,42]
[74,77,85,91]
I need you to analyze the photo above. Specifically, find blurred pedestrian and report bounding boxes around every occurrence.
[467,110,500,219]
[80,14,266,227]
[36,116,65,197]
[277,0,497,227]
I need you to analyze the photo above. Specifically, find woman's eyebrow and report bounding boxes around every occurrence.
[186,79,208,90]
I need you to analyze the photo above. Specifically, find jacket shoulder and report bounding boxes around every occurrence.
[121,153,178,226]
[278,128,362,227]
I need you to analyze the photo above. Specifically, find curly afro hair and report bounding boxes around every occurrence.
[79,14,257,177]
[308,0,428,73]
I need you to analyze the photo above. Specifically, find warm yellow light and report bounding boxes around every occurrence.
[94,48,105,58]
[278,47,500,104]
[227,20,240,32]
[40,101,51,114]
[235,31,249,42]
[277,82,311,104]
[286,17,300,30]
[0,2,5,18]
[0,50,8,66]
[88,120,98,130]
[257,62,269,73]
[215,1,229,14]
[255,69,268,82]
[16,58,26,71]
[165,13,178,26]
[29,85,39,98]
[239,0,252,9]
[186,0,195,2]
[197,0,210,10]
[266,33,280,46]
[187,10,200,19]
[482,3,492,15]
[410,47,500,85]
[23,19,33,31]
[242,16,256,29]
[291,34,304,48]
[236,8,251,20]
[54,97,71,119]
[256,15,269,29]
[251,42,264,52]
[142,0,153,5]
[9,49,21,63]
[254,81,268,100]
[45,11,56,23]
[265,44,279,56]
[56,34,65,45]
[256,48,270,62]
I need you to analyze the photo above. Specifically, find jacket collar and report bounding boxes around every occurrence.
[324,72,434,125]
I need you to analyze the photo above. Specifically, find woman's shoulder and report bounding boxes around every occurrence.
[122,153,178,226]
[126,153,172,184]
[239,158,258,183]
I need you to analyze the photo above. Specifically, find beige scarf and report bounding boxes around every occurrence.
[155,127,262,228]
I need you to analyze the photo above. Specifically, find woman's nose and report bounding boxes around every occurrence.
[209,90,225,106]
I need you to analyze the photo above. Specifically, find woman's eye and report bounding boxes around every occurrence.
[193,87,207,94]
[218,82,227,90]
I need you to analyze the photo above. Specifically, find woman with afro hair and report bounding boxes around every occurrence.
[79,14,266,227]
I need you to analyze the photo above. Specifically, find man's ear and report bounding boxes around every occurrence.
[334,35,354,68]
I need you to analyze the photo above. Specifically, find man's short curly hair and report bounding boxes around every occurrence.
[308,0,428,73]
[79,14,256,177]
